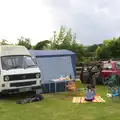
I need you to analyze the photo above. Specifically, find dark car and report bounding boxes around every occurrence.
[80,60,120,85]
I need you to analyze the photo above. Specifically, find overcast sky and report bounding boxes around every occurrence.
[0,0,120,45]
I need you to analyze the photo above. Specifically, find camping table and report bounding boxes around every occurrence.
[50,79,69,92]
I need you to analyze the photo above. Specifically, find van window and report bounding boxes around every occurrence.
[1,55,36,70]
[24,56,35,68]
[103,63,112,70]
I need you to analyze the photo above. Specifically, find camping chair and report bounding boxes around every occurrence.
[103,74,120,101]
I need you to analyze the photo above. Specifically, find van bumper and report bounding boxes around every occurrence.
[1,86,42,94]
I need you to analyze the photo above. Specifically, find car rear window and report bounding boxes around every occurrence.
[103,63,112,70]
[116,62,120,69]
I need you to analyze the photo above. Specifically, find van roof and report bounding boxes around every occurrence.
[0,45,31,56]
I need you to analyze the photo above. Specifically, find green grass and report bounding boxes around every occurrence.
[0,82,120,120]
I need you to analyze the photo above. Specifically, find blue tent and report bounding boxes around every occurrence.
[29,49,76,93]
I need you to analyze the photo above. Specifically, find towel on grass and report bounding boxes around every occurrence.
[72,96,105,103]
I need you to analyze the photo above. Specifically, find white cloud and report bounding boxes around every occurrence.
[0,0,54,45]
[1,0,120,45]
[43,0,120,45]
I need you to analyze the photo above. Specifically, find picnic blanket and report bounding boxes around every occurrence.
[72,96,105,103]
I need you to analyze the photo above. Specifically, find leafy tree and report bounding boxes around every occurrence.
[17,37,32,50]
[95,46,101,58]
[0,39,8,45]
[49,26,85,64]
[50,26,66,49]
[97,37,120,59]
[70,40,85,62]
[87,44,99,52]
[95,45,111,59]
[50,26,76,49]
[110,37,120,58]
[34,40,51,50]
[84,44,102,58]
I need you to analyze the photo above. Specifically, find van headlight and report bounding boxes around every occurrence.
[4,76,9,81]
[36,73,40,78]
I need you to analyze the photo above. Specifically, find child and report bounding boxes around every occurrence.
[85,85,96,101]
[91,85,96,96]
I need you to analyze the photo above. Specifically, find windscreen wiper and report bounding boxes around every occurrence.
[24,65,36,69]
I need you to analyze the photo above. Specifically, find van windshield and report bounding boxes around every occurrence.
[1,55,36,70]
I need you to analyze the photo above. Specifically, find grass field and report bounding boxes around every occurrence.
[0,82,120,120]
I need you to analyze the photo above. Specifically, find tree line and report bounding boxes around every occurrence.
[0,26,120,65]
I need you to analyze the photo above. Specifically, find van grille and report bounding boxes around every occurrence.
[4,73,40,81]
[10,81,36,87]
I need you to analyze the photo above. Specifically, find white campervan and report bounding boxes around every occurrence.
[0,45,41,94]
